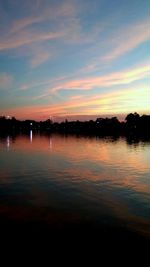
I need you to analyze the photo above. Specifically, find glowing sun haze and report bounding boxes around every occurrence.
[0,0,150,121]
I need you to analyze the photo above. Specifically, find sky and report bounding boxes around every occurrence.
[0,0,150,121]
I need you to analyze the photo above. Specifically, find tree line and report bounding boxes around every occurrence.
[0,112,150,136]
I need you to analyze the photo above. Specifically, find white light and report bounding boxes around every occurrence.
[30,130,33,143]
[6,115,11,119]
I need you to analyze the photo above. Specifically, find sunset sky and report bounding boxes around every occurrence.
[0,0,150,121]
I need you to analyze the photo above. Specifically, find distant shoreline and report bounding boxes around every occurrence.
[0,112,150,137]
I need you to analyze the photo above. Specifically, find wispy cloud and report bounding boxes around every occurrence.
[11,16,44,34]
[42,85,150,117]
[70,95,83,100]
[103,18,150,61]
[5,84,149,120]
[10,1,76,33]
[77,18,150,74]
[50,64,150,92]
[0,1,78,51]
[18,76,67,91]
[30,46,53,68]
[0,73,13,90]
[18,62,150,102]
[0,30,64,51]
[30,51,51,68]
[1,0,150,120]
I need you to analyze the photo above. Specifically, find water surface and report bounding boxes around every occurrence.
[0,133,150,241]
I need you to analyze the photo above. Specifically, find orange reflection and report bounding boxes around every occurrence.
[0,134,150,237]
[1,134,149,188]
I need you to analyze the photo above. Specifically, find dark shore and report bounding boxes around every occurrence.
[1,112,150,137]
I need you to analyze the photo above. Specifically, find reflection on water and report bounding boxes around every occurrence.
[0,133,150,239]
[30,130,33,143]
[6,136,10,150]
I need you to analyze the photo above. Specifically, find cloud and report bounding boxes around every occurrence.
[10,2,75,34]
[103,19,150,61]
[17,62,150,103]
[0,0,78,51]
[30,46,53,68]
[30,51,51,68]
[78,18,150,74]
[50,64,150,92]
[11,16,44,34]
[19,75,67,91]
[5,84,149,120]
[3,80,149,120]
[0,73,13,90]
[70,95,83,100]
[46,85,150,116]
[0,0,103,53]
[0,30,64,51]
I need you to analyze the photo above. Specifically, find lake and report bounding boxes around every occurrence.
[0,132,150,243]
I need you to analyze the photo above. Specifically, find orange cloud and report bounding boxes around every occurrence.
[4,84,150,120]
[70,95,83,100]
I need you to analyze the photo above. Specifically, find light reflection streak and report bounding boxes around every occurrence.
[6,136,10,150]
[30,130,33,143]
[49,137,52,150]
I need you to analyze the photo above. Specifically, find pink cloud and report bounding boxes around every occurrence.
[0,30,64,51]
[0,1,79,51]
[30,48,52,68]
[70,95,83,100]
[10,0,77,34]
[50,64,150,92]
[4,84,149,120]
[19,75,67,91]
[103,19,150,61]
[11,16,44,34]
